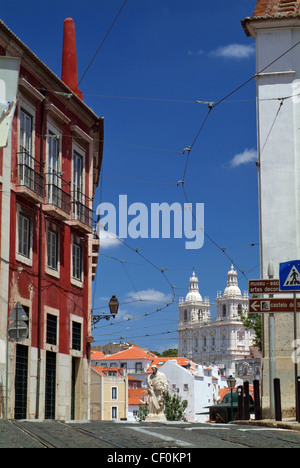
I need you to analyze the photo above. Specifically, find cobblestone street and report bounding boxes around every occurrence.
[1,420,300,451]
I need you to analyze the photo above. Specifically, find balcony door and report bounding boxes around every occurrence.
[47,132,61,206]
[73,151,84,220]
[19,109,33,189]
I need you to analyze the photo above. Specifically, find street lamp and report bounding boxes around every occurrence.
[92,295,120,325]
[108,295,119,318]
[227,375,236,423]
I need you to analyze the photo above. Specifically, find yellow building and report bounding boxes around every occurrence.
[90,366,128,421]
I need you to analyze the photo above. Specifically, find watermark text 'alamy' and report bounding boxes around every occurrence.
[96,195,204,250]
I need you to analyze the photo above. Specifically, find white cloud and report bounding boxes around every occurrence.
[188,49,205,57]
[210,44,255,59]
[229,148,257,168]
[115,308,134,322]
[98,228,121,249]
[127,289,173,304]
[189,44,255,60]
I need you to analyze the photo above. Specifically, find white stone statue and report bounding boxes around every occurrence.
[146,365,168,422]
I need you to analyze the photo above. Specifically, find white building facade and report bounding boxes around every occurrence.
[161,360,227,423]
[178,269,254,376]
[242,0,300,417]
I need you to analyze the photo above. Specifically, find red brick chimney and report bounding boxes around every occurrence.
[61,18,83,101]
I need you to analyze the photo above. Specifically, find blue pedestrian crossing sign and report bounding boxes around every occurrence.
[280,260,300,291]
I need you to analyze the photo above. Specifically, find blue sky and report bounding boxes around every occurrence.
[2,0,260,353]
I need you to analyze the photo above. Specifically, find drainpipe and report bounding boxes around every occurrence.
[35,93,46,419]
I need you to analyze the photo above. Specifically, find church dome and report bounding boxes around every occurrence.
[223,265,242,297]
[185,271,203,303]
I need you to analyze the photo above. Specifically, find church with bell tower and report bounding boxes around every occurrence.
[178,267,255,376]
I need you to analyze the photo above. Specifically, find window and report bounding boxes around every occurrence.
[211,335,216,349]
[72,321,81,351]
[47,229,58,271]
[222,304,226,317]
[72,239,83,282]
[111,406,118,420]
[20,109,33,155]
[73,151,83,194]
[73,151,84,220]
[18,212,31,258]
[135,362,142,372]
[47,131,61,206]
[221,334,226,348]
[46,314,57,346]
[111,387,118,400]
[19,109,34,189]
[184,310,188,322]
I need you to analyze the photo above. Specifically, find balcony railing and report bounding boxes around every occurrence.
[17,159,93,228]
[71,190,93,229]
[45,172,71,215]
[17,151,44,199]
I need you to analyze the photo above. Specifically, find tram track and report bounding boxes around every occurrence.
[9,420,126,449]
[57,421,126,448]
[9,420,57,448]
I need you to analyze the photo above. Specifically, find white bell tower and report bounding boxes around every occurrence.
[178,271,210,358]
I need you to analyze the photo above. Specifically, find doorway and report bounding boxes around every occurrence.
[14,344,28,419]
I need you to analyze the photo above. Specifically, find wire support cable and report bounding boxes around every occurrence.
[78,0,128,86]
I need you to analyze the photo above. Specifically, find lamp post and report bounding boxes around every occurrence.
[92,295,120,326]
[108,295,119,317]
[227,375,236,423]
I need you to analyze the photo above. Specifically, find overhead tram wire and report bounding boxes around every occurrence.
[78,0,129,86]
[177,39,300,278]
[93,40,300,330]
[92,229,177,327]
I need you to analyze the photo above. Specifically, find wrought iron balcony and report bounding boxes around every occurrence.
[68,190,93,233]
[44,172,71,219]
[17,151,44,203]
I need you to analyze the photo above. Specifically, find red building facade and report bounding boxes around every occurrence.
[0,19,103,420]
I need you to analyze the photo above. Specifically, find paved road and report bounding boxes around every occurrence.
[1,420,300,451]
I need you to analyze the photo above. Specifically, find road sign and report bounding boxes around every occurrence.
[248,280,280,294]
[7,302,29,342]
[280,260,300,292]
[249,298,300,313]
[8,301,28,322]
[8,320,28,342]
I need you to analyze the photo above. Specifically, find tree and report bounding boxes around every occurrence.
[151,349,178,357]
[164,391,188,421]
[135,403,149,422]
[162,349,178,357]
[240,312,262,352]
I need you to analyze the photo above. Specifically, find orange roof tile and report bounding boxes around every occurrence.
[128,388,148,406]
[92,366,123,376]
[253,0,300,17]
[242,0,300,36]
[218,386,254,401]
[128,375,143,381]
[146,357,199,373]
[100,346,156,362]
[90,350,106,360]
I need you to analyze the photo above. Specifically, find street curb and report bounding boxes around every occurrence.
[231,419,300,432]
